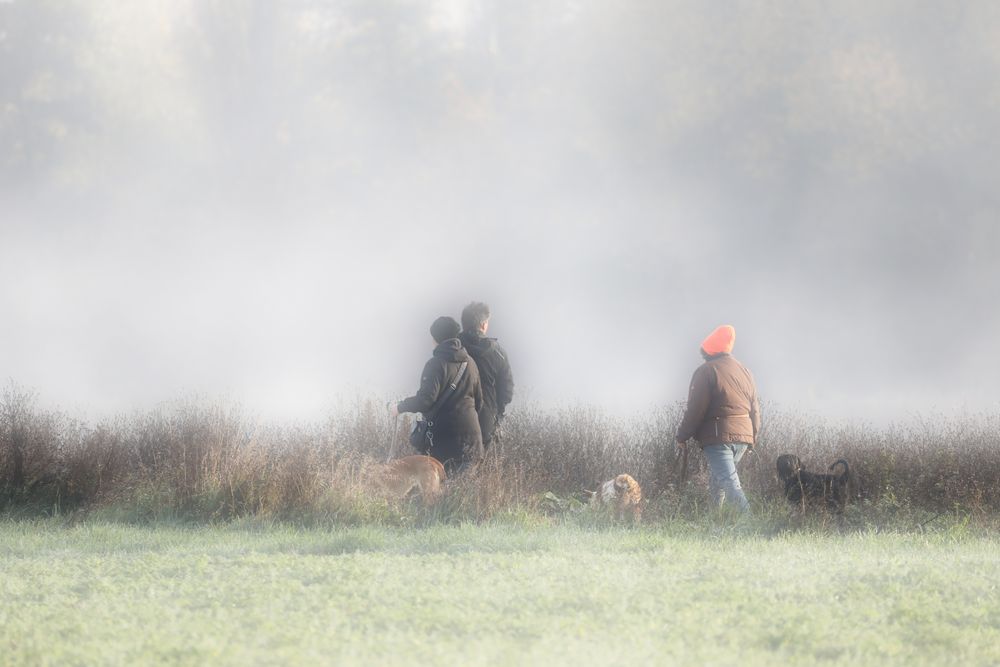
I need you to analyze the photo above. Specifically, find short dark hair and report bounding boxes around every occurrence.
[461,302,491,332]
[430,316,461,343]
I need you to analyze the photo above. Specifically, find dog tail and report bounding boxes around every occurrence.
[829,459,849,481]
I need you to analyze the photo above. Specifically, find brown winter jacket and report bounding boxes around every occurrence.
[676,353,761,447]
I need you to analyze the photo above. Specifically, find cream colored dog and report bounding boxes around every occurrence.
[590,474,643,522]
[378,455,447,506]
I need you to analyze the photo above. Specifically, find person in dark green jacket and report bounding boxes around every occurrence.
[392,316,484,472]
[458,302,513,448]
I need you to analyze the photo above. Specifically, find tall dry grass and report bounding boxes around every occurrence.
[2,384,999,521]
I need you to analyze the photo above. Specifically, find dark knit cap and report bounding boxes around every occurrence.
[430,316,461,343]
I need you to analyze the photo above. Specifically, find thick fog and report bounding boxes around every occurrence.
[2,1,998,421]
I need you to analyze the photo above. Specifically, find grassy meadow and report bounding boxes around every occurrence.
[2,519,999,666]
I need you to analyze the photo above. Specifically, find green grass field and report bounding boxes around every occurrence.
[2,519,999,666]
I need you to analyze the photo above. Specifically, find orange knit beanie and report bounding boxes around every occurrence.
[701,325,735,356]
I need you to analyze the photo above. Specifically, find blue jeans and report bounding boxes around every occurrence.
[702,443,750,512]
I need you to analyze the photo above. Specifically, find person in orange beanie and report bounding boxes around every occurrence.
[675,325,761,512]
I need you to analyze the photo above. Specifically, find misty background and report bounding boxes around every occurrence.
[2,1,998,422]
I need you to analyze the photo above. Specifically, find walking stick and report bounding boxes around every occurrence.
[385,403,400,464]
[676,441,690,487]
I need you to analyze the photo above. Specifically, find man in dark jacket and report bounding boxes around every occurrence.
[676,324,760,512]
[458,302,514,448]
[393,316,484,473]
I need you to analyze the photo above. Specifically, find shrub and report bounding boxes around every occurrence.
[1,384,998,520]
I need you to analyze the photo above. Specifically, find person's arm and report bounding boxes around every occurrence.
[473,369,484,413]
[495,346,514,415]
[749,372,762,443]
[397,359,444,415]
[676,365,711,444]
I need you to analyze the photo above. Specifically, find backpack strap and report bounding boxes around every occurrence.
[423,362,468,423]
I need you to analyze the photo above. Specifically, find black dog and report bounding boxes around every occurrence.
[776,454,850,512]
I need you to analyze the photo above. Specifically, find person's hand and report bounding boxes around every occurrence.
[388,403,399,418]
[675,438,687,453]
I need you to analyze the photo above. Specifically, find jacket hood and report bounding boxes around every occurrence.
[433,338,471,363]
[458,331,497,356]
[700,325,736,357]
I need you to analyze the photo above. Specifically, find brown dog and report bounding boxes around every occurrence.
[590,474,643,522]
[378,455,447,506]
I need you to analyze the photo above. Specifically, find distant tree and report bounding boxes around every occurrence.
[173,1,293,194]
[0,0,97,191]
